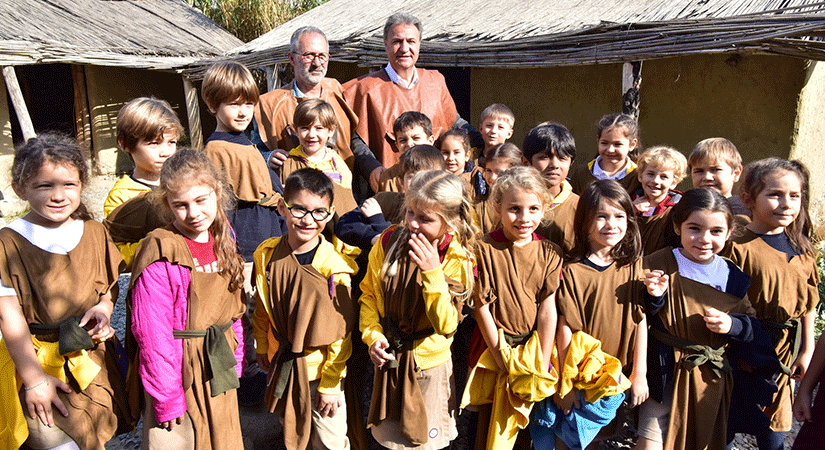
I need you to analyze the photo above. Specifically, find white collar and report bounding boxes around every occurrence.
[592,156,630,180]
[6,218,84,254]
[385,63,419,89]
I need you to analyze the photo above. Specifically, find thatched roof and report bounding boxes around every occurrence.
[0,0,242,70]
[185,0,825,77]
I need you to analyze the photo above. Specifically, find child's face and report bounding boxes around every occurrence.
[402,170,418,193]
[674,210,731,264]
[597,127,636,170]
[500,187,544,246]
[278,190,334,251]
[639,165,678,205]
[405,203,448,245]
[212,97,255,133]
[690,158,742,198]
[587,200,627,255]
[395,125,433,153]
[130,129,178,182]
[440,136,470,175]
[483,157,513,187]
[16,161,82,228]
[167,182,218,242]
[480,116,513,148]
[746,169,802,235]
[297,118,336,157]
[531,151,571,188]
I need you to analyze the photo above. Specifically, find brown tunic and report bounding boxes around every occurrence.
[262,238,354,450]
[727,230,820,431]
[569,163,641,196]
[280,154,359,216]
[103,191,172,246]
[374,191,406,225]
[475,230,562,335]
[343,68,457,168]
[131,227,245,450]
[474,193,499,236]
[644,248,755,450]
[557,258,644,369]
[377,162,404,193]
[536,192,579,256]
[255,78,360,169]
[203,138,280,203]
[0,221,129,450]
[638,207,677,256]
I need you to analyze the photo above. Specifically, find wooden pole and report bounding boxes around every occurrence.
[182,76,203,149]
[2,66,35,142]
[622,61,643,120]
[265,63,285,92]
[71,65,92,147]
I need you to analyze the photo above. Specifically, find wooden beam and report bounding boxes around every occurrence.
[265,64,285,92]
[622,61,643,120]
[182,76,203,149]
[2,66,35,142]
[71,65,92,147]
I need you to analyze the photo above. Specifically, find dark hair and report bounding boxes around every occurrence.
[283,167,334,205]
[522,122,576,162]
[671,188,735,241]
[401,144,446,174]
[383,12,422,40]
[485,142,523,167]
[393,111,432,137]
[740,158,814,254]
[155,149,244,291]
[116,97,182,152]
[597,113,641,161]
[570,179,642,266]
[13,132,93,221]
[435,127,470,154]
[201,61,260,111]
[293,98,337,129]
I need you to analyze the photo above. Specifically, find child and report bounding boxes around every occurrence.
[791,332,825,449]
[688,138,749,217]
[632,146,686,255]
[201,61,286,263]
[523,122,579,255]
[639,188,755,450]
[360,170,476,449]
[130,149,246,449]
[462,166,562,450]
[378,111,436,192]
[0,133,129,450]
[103,96,181,268]
[436,127,474,193]
[252,168,357,450]
[477,104,515,162]
[281,98,358,216]
[555,179,648,448]
[727,158,819,450]
[474,143,524,235]
[569,113,641,195]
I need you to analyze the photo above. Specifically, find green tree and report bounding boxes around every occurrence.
[188,0,326,43]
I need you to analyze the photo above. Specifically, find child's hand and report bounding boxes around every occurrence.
[644,270,668,297]
[317,392,344,418]
[632,196,651,214]
[793,389,814,422]
[80,301,115,341]
[790,349,813,381]
[268,149,288,170]
[552,390,581,415]
[256,353,271,373]
[629,372,649,407]
[408,233,440,272]
[24,375,71,427]
[160,415,184,431]
[704,308,732,335]
[369,338,395,368]
[360,198,382,218]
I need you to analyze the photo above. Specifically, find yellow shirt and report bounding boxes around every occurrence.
[288,146,353,190]
[103,175,153,268]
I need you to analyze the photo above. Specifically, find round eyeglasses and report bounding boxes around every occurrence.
[283,201,332,221]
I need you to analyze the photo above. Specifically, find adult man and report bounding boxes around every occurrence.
[253,26,383,191]
[343,13,468,168]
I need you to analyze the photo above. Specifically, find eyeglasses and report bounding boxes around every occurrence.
[283,201,332,221]
[298,52,329,64]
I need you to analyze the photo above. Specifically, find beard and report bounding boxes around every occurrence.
[295,63,325,85]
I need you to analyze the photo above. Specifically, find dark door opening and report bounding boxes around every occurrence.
[7,64,75,146]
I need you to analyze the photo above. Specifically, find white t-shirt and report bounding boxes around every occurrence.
[592,155,631,181]
[672,248,729,292]
[0,218,84,296]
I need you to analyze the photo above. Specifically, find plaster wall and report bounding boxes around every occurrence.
[790,60,825,209]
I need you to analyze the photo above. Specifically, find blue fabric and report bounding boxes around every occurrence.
[529,391,625,450]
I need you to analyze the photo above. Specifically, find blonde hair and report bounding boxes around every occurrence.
[154,149,244,291]
[293,98,337,129]
[637,146,688,183]
[688,137,743,171]
[116,97,182,152]
[201,61,260,111]
[480,103,515,127]
[491,166,552,225]
[380,170,478,302]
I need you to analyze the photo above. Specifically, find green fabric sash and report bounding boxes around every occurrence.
[651,327,732,378]
[173,321,239,397]
[29,316,94,356]
[380,316,435,371]
[762,318,802,376]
